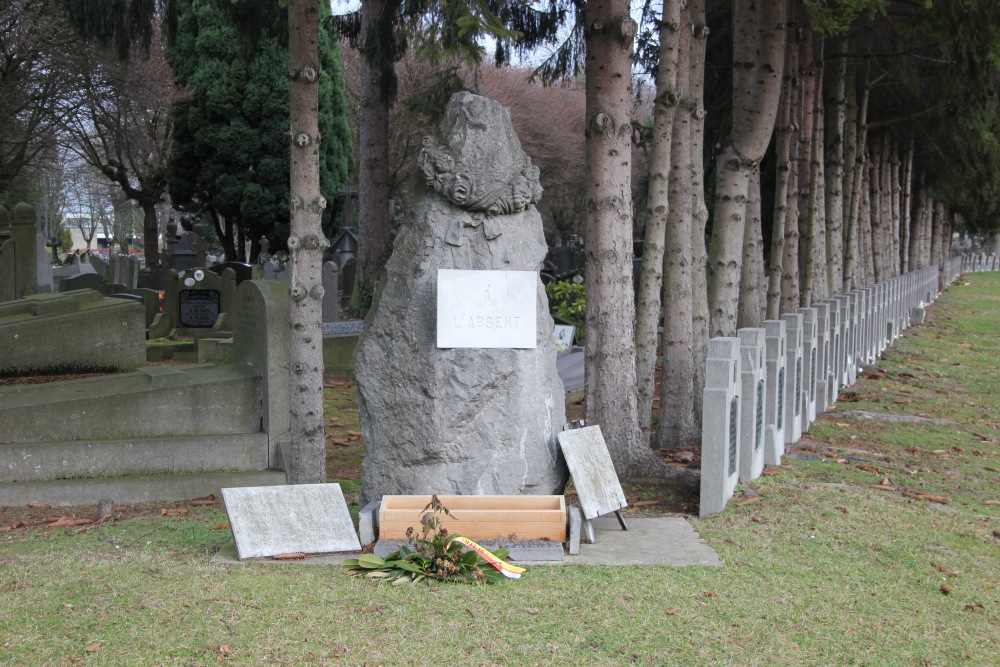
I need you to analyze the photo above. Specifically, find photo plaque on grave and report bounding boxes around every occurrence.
[178,289,221,327]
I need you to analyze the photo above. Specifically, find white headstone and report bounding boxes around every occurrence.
[798,307,818,429]
[700,337,741,517]
[762,319,787,465]
[825,298,842,403]
[781,312,804,446]
[222,483,361,560]
[436,269,537,348]
[813,302,830,414]
[737,328,766,481]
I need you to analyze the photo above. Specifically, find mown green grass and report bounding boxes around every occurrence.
[1,274,998,666]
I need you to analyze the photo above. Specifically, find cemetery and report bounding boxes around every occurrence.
[1,90,997,571]
[3,0,1000,657]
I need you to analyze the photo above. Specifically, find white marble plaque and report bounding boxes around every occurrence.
[436,269,537,348]
[222,483,361,560]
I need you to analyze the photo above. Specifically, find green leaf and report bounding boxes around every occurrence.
[357,554,386,569]
[340,558,360,569]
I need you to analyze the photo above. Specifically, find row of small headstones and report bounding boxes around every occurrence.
[699,253,998,517]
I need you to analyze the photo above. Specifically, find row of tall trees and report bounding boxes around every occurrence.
[632,0,1000,460]
[9,0,1000,487]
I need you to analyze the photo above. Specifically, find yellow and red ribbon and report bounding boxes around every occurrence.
[452,536,527,579]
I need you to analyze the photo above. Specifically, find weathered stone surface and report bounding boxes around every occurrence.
[355,92,567,504]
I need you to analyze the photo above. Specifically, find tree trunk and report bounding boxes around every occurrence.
[796,21,816,306]
[583,0,649,478]
[707,0,787,337]
[869,137,884,283]
[908,177,925,271]
[688,0,710,430]
[767,29,798,319]
[808,39,827,301]
[859,162,875,286]
[930,201,943,268]
[635,0,682,441]
[287,0,327,484]
[900,139,914,273]
[656,8,696,449]
[738,167,765,327]
[355,0,396,308]
[888,139,901,276]
[824,35,846,295]
[843,62,870,291]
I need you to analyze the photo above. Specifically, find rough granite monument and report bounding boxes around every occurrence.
[355,92,567,504]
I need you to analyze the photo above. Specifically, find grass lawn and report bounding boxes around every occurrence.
[1,273,998,666]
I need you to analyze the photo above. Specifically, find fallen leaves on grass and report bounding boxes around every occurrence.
[84,643,101,652]
[218,643,231,656]
[964,603,985,612]
[46,517,94,528]
[933,563,959,578]
[737,496,762,507]
[160,508,188,517]
[983,500,1000,506]
[190,495,218,506]
[328,438,352,447]
[939,584,951,595]
[210,523,231,530]
[272,552,306,560]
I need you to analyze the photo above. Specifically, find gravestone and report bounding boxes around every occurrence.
[799,307,818,429]
[762,319,787,465]
[89,255,109,279]
[52,253,97,292]
[825,298,842,403]
[34,233,53,293]
[321,260,340,322]
[355,92,566,504]
[0,290,145,375]
[825,299,839,401]
[233,280,290,469]
[781,312,804,446]
[835,294,854,386]
[61,272,106,294]
[737,328,766,480]
[850,289,866,375]
[338,257,356,306]
[813,302,830,414]
[209,262,253,286]
[862,286,877,364]
[165,267,236,332]
[557,425,627,521]
[222,483,360,559]
[10,204,38,299]
[700,337,741,517]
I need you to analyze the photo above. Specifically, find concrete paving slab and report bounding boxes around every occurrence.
[211,516,723,568]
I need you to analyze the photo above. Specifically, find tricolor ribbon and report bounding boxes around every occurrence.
[452,536,527,579]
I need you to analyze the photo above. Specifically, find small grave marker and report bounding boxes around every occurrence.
[221,483,361,560]
[557,425,628,524]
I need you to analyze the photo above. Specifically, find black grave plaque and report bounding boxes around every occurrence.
[777,366,785,430]
[755,379,764,451]
[728,396,739,476]
[179,289,221,328]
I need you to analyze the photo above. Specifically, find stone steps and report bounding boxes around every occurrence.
[0,470,287,507]
[0,433,270,484]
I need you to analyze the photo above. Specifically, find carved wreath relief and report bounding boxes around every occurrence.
[417,136,543,217]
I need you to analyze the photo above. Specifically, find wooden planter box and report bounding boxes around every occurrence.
[378,495,566,542]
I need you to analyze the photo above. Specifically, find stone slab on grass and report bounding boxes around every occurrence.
[222,483,360,560]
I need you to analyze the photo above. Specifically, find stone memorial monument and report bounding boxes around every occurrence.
[355,92,567,504]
